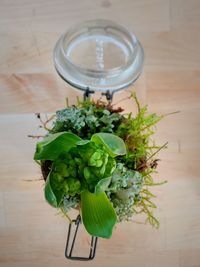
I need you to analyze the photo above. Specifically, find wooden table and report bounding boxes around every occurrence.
[0,1,200,266]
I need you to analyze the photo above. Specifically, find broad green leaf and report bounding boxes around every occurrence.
[34,132,81,160]
[91,133,126,157]
[44,171,64,208]
[95,177,111,195]
[81,190,117,238]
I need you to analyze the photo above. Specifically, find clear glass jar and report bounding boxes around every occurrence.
[53,19,144,94]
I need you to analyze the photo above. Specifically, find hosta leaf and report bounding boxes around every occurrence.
[34,132,81,160]
[91,133,126,157]
[44,171,64,208]
[81,190,117,238]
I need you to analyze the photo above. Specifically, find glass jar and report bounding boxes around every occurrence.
[52,20,145,260]
[53,19,144,98]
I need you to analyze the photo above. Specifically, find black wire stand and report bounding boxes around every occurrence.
[65,214,98,261]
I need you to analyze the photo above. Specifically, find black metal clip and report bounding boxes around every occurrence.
[84,87,114,103]
[83,87,95,100]
[102,90,114,102]
[65,214,98,261]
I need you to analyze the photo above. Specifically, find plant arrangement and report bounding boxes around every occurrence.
[33,93,167,238]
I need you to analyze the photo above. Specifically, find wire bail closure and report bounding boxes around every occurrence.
[83,87,114,102]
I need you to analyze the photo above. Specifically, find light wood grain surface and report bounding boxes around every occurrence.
[0,1,200,267]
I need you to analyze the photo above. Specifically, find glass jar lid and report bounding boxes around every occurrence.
[53,19,144,93]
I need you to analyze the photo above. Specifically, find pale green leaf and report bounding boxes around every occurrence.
[95,177,111,195]
[81,190,117,238]
[91,133,126,157]
[76,140,90,146]
[34,132,81,160]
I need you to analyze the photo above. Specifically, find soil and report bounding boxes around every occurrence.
[41,160,52,181]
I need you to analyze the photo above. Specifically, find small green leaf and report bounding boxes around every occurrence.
[95,177,111,195]
[104,157,116,177]
[44,172,64,208]
[91,133,126,157]
[81,190,117,238]
[77,140,91,146]
[34,132,81,160]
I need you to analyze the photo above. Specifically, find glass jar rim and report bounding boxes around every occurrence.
[53,19,144,92]
[59,19,138,78]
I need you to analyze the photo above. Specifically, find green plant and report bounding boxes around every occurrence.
[33,93,168,237]
[34,132,126,238]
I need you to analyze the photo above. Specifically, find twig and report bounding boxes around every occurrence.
[35,113,55,131]
[112,92,132,107]
[129,219,146,225]
[23,178,43,181]
[27,135,44,139]
[60,207,72,223]
[162,110,180,117]
[131,92,141,112]
[144,180,167,186]
[146,142,168,162]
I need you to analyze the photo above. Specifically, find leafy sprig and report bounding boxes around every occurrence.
[50,100,123,138]
[115,93,167,227]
